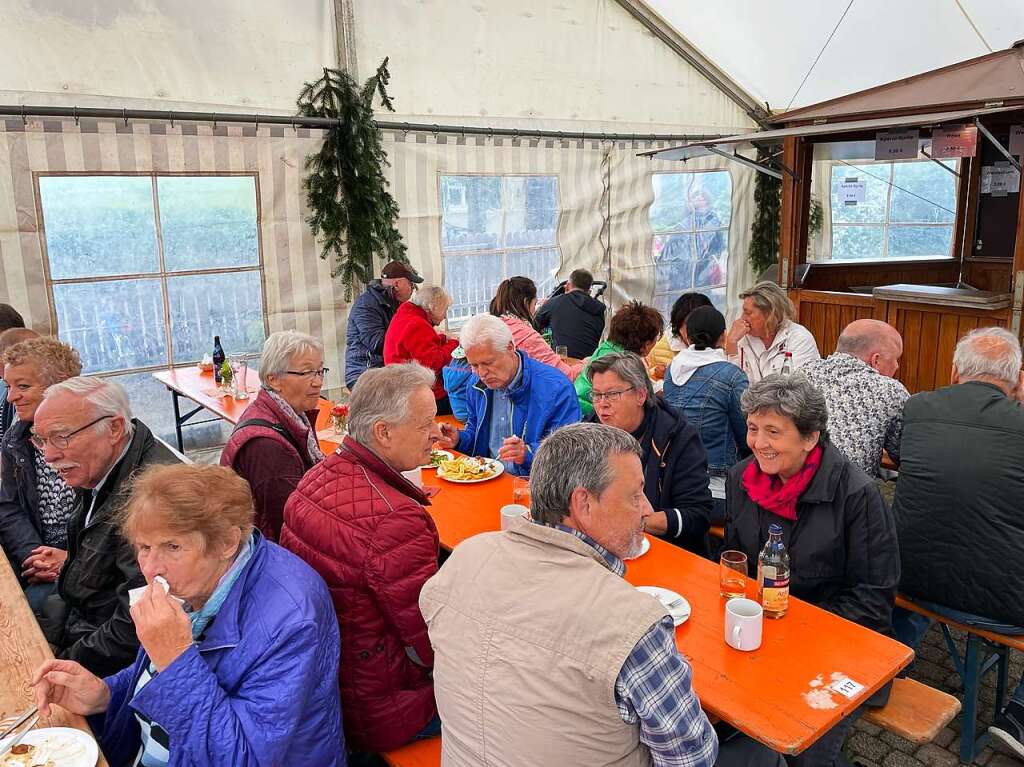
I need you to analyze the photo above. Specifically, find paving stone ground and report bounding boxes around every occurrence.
[843,622,1024,766]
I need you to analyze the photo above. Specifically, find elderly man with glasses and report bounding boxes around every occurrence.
[221,331,329,542]
[31,376,178,677]
[586,351,712,554]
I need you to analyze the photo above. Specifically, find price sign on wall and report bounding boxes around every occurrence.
[838,177,866,206]
[931,125,977,158]
[875,130,919,160]
[1010,125,1024,157]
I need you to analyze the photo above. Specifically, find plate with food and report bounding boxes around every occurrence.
[421,449,454,470]
[436,456,504,483]
[0,727,98,767]
[636,586,691,626]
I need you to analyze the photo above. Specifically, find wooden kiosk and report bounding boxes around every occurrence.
[647,43,1024,393]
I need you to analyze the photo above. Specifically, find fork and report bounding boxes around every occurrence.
[0,706,37,742]
[0,713,40,760]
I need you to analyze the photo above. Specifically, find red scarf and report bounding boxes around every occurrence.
[741,445,823,521]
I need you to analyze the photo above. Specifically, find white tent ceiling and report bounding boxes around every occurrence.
[644,0,1024,112]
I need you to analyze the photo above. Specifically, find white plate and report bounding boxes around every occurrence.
[636,586,691,626]
[0,727,98,767]
[420,450,454,470]
[436,458,505,484]
[625,535,651,559]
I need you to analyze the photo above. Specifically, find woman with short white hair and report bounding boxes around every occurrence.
[384,284,459,415]
[220,330,327,541]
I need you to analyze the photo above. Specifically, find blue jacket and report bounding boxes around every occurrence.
[93,534,345,767]
[345,281,398,389]
[663,360,749,474]
[441,359,473,422]
[455,351,580,475]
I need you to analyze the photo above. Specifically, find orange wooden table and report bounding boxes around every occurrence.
[0,556,109,765]
[153,365,336,452]
[419,469,913,756]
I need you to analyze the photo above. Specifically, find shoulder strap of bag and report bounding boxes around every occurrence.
[233,418,306,457]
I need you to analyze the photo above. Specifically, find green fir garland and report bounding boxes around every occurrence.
[297,59,407,299]
[748,147,781,276]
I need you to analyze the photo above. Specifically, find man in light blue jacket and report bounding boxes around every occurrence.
[437,313,580,476]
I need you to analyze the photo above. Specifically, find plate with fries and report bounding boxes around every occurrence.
[436,456,504,483]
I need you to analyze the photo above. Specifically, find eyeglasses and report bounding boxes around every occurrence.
[285,367,330,380]
[30,415,113,450]
[591,386,635,404]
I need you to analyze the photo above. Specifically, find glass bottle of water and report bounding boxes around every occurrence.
[780,351,793,375]
[758,523,790,618]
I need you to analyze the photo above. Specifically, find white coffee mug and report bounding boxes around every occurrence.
[500,504,530,530]
[724,597,763,651]
[401,467,423,488]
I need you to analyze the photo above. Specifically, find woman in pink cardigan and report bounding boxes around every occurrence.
[489,276,585,381]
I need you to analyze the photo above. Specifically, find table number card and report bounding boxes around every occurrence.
[830,676,866,699]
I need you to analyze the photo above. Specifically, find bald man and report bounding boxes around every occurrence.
[801,319,909,477]
[0,327,40,442]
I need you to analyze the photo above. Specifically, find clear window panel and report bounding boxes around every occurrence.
[443,252,502,325]
[830,164,890,224]
[506,247,561,298]
[832,225,886,260]
[158,177,259,271]
[887,226,954,259]
[890,161,957,224]
[167,271,266,363]
[39,176,158,279]
[502,177,559,248]
[692,171,733,230]
[53,279,167,373]
[440,176,502,252]
[653,234,696,293]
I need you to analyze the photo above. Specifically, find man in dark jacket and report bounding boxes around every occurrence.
[344,260,423,389]
[32,377,178,677]
[586,351,712,553]
[535,269,606,359]
[891,327,1024,756]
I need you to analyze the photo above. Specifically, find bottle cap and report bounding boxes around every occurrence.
[768,522,783,535]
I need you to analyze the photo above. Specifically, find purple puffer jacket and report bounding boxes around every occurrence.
[91,533,346,766]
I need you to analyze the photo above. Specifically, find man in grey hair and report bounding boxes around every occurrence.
[32,376,178,676]
[421,422,783,767]
[802,319,909,477]
[281,362,442,754]
[891,327,1024,758]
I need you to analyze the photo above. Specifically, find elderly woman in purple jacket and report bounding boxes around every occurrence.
[32,464,345,767]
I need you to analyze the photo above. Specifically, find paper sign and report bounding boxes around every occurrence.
[875,130,919,160]
[981,162,1021,196]
[1010,125,1024,157]
[931,125,977,159]
[830,676,866,699]
[838,177,866,206]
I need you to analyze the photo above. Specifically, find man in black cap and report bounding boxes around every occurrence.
[534,269,606,359]
[344,261,423,389]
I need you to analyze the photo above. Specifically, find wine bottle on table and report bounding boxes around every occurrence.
[212,335,225,384]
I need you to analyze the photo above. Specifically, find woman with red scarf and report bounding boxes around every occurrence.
[724,373,899,767]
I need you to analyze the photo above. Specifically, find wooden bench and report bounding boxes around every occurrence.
[862,677,960,744]
[896,595,1024,763]
[382,736,441,767]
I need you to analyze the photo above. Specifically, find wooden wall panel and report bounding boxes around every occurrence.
[886,301,1009,394]
[792,290,877,357]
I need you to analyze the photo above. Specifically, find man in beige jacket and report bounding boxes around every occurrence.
[420,422,783,767]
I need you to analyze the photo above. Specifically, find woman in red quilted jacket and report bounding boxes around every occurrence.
[383,285,459,414]
[280,362,442,758]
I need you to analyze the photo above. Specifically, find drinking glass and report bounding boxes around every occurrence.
[719,550,748,599]
[555,345,569,360]
[231,357,249,400]
[512,477,531,507]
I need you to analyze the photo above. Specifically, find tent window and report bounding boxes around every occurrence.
[37,174,267,378]
[827,159,957,261]
[440,175,561,325]
[649,171,731,322]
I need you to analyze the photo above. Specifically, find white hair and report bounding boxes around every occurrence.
[347,362,436,444]
[953,327,1022,387]
[42,376,135,439]
[459,313,513,353]
[258,331,324,384]
[409,285,451,314]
